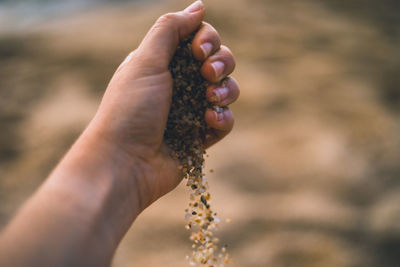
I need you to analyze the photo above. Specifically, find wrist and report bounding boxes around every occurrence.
[49,124,150,249]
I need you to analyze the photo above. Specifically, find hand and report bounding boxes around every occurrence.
[90,0,240,208]
[0,2,240,267]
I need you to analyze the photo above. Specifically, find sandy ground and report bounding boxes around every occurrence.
[0,0,399,266]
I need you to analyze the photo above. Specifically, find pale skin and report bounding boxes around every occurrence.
[0,1,240,267]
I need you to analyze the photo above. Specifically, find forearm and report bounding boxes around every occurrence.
[0,126,144,267]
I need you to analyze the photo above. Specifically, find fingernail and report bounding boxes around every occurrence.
[200,42,213,58]
[210,87,228,103]
[185,0,203,13]
[213,106,224,121]
[211,61,224,80]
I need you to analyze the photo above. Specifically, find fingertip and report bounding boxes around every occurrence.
[192,22,221,61]
[178,1,206,40]
[182,0,205,30]
[184,0,205,13]
[200,42,213,59]
[201,46,235,83]
[206,85,228,104]
[206,77,240,106]
[203,108,234,148]
[205,108,234,132]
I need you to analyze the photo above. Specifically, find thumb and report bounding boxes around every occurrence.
[135,1,205,72]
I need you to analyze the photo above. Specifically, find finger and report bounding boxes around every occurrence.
[134,1,205,72]
[204,107,234,148]
[201,45,236,83]
[206,77,240,106]
[191,22,221,61]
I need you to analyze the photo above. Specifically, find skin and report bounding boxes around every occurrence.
[0,1,239,267]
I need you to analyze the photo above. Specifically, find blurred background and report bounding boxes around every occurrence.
[1,0,400,266]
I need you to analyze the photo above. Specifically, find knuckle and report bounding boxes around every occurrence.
[203,22,219,35]
[128,50,136,57]
[151,13,179,36]
[221,46,236,69]
[223,77,240,102]
[235,83,240,98]
[158,12,179,24]
[199,22,221,45]
[220,45,234,58]
[233,85,240,100]
[225,109,235,131]
[209,46,233,62]
[227,76,239,90]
